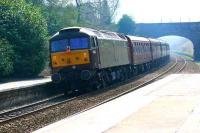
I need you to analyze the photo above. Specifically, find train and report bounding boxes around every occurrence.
[50,27,170,93]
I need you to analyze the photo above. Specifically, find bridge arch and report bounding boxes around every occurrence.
[135,22,200,60]
[159,35,194,57]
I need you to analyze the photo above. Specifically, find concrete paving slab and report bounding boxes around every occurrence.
[34,74,200,133]
[105,96,200,133]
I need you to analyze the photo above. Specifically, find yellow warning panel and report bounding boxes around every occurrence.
[51,50,90,68]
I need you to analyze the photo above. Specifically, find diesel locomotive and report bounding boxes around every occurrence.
[50,27,170,93]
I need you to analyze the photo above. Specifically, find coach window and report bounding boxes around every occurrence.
[145,44,147,52]
[139,45,141,54]
[136,44,138,55]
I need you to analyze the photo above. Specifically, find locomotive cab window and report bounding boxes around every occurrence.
[70,37,89,50]
[51,39,68,52]
[51,37,89,52]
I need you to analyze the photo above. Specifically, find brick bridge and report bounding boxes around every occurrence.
[135,22,200,60]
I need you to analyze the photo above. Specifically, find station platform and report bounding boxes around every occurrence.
[0,77,51,92]
[34,74,200,133]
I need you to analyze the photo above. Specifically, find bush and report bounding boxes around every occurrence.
[0,0,48,77]
[0,38,14,77]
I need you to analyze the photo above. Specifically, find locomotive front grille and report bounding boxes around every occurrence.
[51,50,90,68]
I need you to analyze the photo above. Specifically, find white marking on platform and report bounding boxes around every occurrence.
[34,74,185,133]
[0,77,51,92]
[105,74,200,133]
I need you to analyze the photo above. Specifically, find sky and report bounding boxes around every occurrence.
[116,0,200,23]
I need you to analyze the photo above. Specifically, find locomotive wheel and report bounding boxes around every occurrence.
[128,67,132,78]
[123,67,128,80]
[60,81,73,95]
[95,72,107,89]
[89,80,100,91]
[135,67,138,76]
[62,80,82,95]
[105,71,112,84]
[120,68,126,81]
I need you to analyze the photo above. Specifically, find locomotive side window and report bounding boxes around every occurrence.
[94,37,98,47]
[91,37,96,47]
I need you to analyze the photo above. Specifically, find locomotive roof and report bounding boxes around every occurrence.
[126,35,150,42]
[55,27,127,41]
[157,39,168,45]
[148,38,161,44]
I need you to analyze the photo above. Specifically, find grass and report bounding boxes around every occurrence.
[172,51,193,60]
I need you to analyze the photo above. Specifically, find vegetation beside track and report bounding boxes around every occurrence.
[0,0,136,80]
[173,51,193,60]
[0,0,48,78]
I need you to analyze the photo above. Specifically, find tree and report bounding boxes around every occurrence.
[26,0,78,35]
[25,0,44,5]
[0,0,48,77]
[100,0,111,25]
[44,4,78,35]
[0,38,14,77]
[75,0,118,27]
[118,15,136,35]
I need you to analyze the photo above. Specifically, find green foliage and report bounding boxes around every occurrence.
[100,0,111,25]
[26,0,78,35]
[0,0,48,77]
[0,38,14,77]
[44,4,78,35]
[25,0,44,5]
[118,14,136,35]
[0,0,119,78]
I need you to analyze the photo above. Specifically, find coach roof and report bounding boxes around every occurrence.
[127,35,150,42]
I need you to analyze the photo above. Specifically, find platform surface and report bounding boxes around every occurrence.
[0,77,51,92]
[34,74,200,133]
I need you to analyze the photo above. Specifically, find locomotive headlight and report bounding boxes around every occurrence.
[83,53,87,57]
[52,55,57,60]
[72,65,76,69]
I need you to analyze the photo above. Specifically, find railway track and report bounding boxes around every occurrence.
[0,56,185,126]
[172,56,187,73]
[79,56,186,114]
[0,93,79,123]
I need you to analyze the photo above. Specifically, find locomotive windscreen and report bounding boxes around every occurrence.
[51,39,68,52]
[51,37,89,52]
[70,37,89,50]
